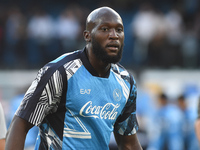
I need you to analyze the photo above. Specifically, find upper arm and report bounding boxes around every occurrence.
[0,139,5,150]
[114,132,142,150]
[195,118,200,142]
[113,73,142,149]
[16,65,66,126]
[8,115,34,133]
[5,115,34,150]
[114,74,138,136]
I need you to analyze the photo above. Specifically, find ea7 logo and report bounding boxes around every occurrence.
[80,89,91,94]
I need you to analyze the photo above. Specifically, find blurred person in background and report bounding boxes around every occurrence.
[0,102,7,150]
[181,21,199,68]
[3,6,27,68]
[148,93,184,150]
[5,7,142,150]
[195,98,200,143]
[0,5,6,68]
[26,7,57,68]
[131,3,167,67]
[177,95,199,150]
[164,8,183,47]
[131,3,158,66]
[55,6,81,53]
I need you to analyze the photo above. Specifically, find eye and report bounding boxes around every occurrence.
[117,28,123,33]
[101,27,109,32]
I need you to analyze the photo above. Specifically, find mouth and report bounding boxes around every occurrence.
[106,43,120,51]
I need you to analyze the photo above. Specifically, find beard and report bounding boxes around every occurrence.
[91,39,124,64]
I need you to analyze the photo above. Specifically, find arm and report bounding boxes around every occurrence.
[114,74,142,150]
[195,118,200,142]
[5,115,34,150]
[114,132,142,150]
[0,139,5,150]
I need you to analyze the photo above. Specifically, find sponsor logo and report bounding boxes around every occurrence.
[80,89,91,94]
[80,101,119,120]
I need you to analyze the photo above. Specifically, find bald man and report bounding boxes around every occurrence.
[5,7,142,150]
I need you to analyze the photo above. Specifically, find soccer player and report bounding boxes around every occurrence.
[0,102,7,150]
[5,7,142,150]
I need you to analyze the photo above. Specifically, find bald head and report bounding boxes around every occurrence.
[86,7,123,31]
[83,6,125,66]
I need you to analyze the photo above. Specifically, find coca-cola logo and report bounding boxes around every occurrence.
[79,101,120,120]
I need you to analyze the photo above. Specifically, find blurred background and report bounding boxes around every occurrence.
[0,0,200,149]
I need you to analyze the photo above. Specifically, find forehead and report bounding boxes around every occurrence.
[87,8,123,30]
[96,14,123,26]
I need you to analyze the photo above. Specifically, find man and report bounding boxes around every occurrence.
[5,7,142,150]
[177,95,199,149]
[148,93,184,150]
[0,102,7,150]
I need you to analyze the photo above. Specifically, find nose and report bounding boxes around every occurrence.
[109,29,118,39]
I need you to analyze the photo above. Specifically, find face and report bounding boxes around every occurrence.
[90,14,124,64]
[91,34,124,64]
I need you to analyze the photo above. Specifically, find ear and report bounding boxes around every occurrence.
[83,30,91,42]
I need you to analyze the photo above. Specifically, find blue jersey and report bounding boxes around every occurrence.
[16,48,138,150]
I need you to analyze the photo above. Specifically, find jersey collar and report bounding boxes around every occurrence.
[80,47,110,78]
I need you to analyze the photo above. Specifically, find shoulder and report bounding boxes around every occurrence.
[38,50,82,77]
[49,50,81,65]
[48,50,81,69]
[111,63,136,85]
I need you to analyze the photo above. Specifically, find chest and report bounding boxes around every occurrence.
[65,66,129,121]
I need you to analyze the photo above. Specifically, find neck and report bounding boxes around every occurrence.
[86,47,111,77]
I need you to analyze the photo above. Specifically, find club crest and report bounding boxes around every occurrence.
[113,89,122,102]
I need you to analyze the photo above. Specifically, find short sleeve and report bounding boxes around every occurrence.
[15,65,65,126]
[114,75,139,135]
[0,103,7,139]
